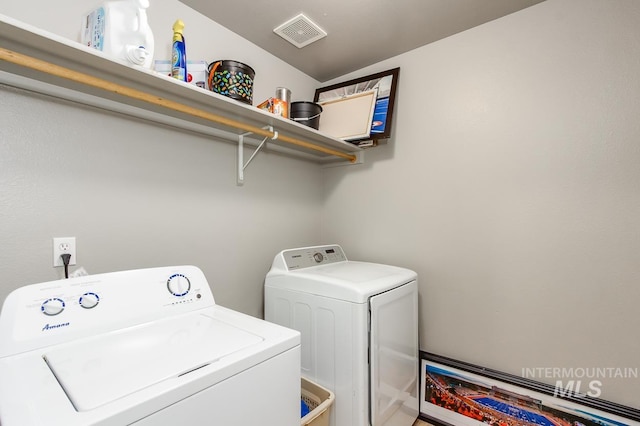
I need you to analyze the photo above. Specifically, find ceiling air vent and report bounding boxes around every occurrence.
[273,13,327,48]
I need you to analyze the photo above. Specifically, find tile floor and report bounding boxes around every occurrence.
[413,419,434,426]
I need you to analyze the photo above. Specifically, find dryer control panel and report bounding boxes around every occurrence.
[281,245,347,270]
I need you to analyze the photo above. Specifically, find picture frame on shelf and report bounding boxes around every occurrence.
[314,67,399,144]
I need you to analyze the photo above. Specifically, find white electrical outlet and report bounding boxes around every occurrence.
[53,237,77,267]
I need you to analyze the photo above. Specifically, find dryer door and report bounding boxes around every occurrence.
[369,280,419,426]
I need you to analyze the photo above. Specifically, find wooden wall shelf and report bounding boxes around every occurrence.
[0,15,362,183]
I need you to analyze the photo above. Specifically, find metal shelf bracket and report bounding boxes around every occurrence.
[237,126,278,185]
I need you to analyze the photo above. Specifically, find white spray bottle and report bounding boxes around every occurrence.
[82,0,155,68]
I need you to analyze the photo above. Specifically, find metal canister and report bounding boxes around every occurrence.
[275,87,291,118]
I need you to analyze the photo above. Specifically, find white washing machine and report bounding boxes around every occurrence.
[265,245,419,426]
[0,265,300,426]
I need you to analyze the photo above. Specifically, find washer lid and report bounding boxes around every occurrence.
[267,261,417,303]
[43,312,263,411]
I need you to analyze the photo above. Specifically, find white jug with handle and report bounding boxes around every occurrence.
[81,0,155,68]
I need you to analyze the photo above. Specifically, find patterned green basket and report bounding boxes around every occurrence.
[207,60,255,105]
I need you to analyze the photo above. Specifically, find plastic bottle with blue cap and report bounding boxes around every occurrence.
[171,19,187,82]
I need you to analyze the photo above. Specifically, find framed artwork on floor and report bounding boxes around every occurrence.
[420,353,639,426]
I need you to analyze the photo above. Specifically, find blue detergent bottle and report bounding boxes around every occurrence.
[171,19,187,81]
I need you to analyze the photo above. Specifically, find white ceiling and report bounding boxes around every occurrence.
[181,0,546,82]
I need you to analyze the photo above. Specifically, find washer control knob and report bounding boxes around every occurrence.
[313,252,324,263]
[79,292,100,309]
[41,298,65,316]
[167,274,191,297]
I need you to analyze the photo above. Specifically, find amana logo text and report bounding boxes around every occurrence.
[42,322,70,331]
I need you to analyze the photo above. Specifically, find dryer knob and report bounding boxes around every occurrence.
[41,298,65,316]
[313,252,324,263]
[79,292,100,309]
[167,274,191,297]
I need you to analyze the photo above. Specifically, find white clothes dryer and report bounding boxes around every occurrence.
[0,266,300,426]
[265,245,419,426]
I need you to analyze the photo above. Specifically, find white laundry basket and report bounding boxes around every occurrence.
[301,378,334,426]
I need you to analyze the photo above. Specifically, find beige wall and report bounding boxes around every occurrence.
[321,0,640,408]
[2,0,639,412]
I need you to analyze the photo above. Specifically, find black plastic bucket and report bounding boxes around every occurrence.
[207,60,255,105]
[290,102,322,129]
